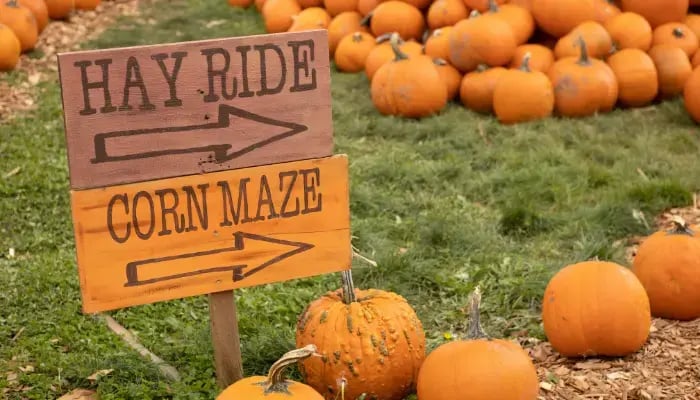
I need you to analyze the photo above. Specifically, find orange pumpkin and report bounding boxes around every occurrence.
[74,0,100,10]
[262,0,301,33]
[483,0,534,45]
[508,0,531,11]
[548,37,619,117]
[531,0,600,38]
[392,0,432,9]
[554,21,613,59]
[288,7,332,32]
[424,27,453,61]
[462,0,505,12]
[17,0,48,33]
[323,0,358,16]
[426,0,468,30]
[595,0,621,22]
[651,23,699,57]
[509,44,554,72]
[44,0,74,19]
[216,345,324,400]
[687,64,700,118]
[603,12,652,51]
[0,0,37,52]
[684,14,700,40]
[493,52,554,124]
[0,23,21,71]
[648,44,692,98]
[433,58,462,100]
[327,11,369,56]
[606,48,658,107]
[449,10,517,72]
[692,49,700,67]
[334,31,376,72]
[620,0,688,29]
[542,260,651,357]
[255,0,267,10]
[296,270,427,400]
[368,1,425,41]
[365,34,423,79]
[357,0,378,15]
[298,0,323,7]
[417,288,539,400]
[633,217,700,320]
[459,65,506,113]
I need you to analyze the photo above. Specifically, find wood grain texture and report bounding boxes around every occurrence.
[57,30,332,190]
[70,155,350,313]
[209,291,243,388]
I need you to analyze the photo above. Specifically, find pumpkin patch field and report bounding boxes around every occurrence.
[2,0,700,399]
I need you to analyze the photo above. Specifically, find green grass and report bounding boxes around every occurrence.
[2,1,700,398]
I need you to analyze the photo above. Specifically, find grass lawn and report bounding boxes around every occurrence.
[2,0,700,398]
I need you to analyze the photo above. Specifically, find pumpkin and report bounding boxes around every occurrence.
[262,0,302,33]
[449,10,517,72]
[416,287,539,400]
[368,1,425,41]
[531,0,600,38]
[296,270,427,400]
[433,58,462,100]
[595,0,621,22]
[684,14,700,40]
[357,0,378,15]
[493,52,554,124]
[687,64,700,120]
[323,0,358,16]
[365,33,423,79]
[509,44,553,72]
[255,0,267,11]
[648,44,692,98]
[619,0,688,29]
[542,260,651,357]
[632,217,700,320]
[334,31,376,72]
[0,23,21,71]
[483,0,534,45]
[298,0,323,7]
[603,12,652,51]
[44,0,74,19]
[548,37,619,117]
[426,0,468,30]
[692,49,700,68]
[424,27,453,61]
[216,345,324,400]
[459,65,507,113]
[651,23,699,57]
[0,0,37,52]
[508,0,531,11]
[288,7,332,32]
[554,21,613,59]
[606,48,658,107]
[18,0,48,33]
[462,0,506,12]
[392,0,432,9]
[74,0,100,10]
[327,11,369,56]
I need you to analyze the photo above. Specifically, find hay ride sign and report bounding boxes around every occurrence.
[57,29,351,386]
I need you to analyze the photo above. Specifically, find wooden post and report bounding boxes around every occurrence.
[209,290,244,388]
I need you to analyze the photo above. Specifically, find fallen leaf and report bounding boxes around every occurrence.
[19,365,34,373]
[58,388,99,400]
[87,369,113,381]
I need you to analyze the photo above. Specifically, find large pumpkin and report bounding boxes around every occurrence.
[296,270,426,400]
[542,260,651,357]
[493,52,554,124]
[620,0,688,29]
[603,11,652,51]
[449,10,517,72]
[0,23,21,71]
[632,217,700,320]
[606,48,658,107]
[0,0,38,52]
[216,345,324,400]
[365,34,423,80]
[531,0,600,38]
[554,21,612,60]
[483,0,534,45]
[648,44,692,98]
[368,1,425,41]
[416,287,539,400]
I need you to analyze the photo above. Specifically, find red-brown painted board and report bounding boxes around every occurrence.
[57,30,332,190]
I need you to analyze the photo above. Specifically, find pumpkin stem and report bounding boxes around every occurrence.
[341,270,357,304]
[469,9,481,18]
[351,32,364,43]
[261,345,320,393]
[673,27,685,38]
[518,52,532,72]
[667,215,695,236]
[487,0,499,12]
[422,29,431,44]
[6,0,18,6]
[466,286,488,340]
[575,35,591,66]
[376,32,401,44]
[389,32,409,61]
[475,63,489,72]
[359,11,373,27]
[433,58,448,66]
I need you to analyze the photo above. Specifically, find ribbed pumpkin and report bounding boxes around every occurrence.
[449,10,517,72]
[633,217,700,320]
[531,0,600,38]
[288,7,331,32]
[327,11,369,56]
[426,0,468,30]
[262,0,301,33]
[0,23,21,71]
[416,287,539,400]
[619,0,688,29]
[542,260,651,357]
[365,34,423,80]
[433,58,462,100]
[651,23,699,57]
[493,52,554,124]
[368,1,425,41]
[0,0,37,52]
[554,21,612,60]
[603,11,652,51]
[424,27,453,61]
[323,0,358,16]
[648,44,692,98]
[334,31,376,72]
[483,0,534,45]
[295,270,426,400]
[606,48,658,107]
[459,65,507,113]
[509,44,553,72]
[74,0,100,10]
[44,0,74,19]
[18,0,47,33]
[216,345,324,400]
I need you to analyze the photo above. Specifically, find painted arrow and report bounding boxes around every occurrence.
[123,232,314,287]
[90,103,309,164]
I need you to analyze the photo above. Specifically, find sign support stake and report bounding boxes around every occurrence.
[209,290,244,388]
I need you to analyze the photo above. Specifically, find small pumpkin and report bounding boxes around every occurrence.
[651,23,699,57]
[595,0,621,22]
[368,1,425,41]
[297,0,323,7]
[459,65,507,113]
[509,44,553,72]
[619,0,688,29]
[357,0,378,15]
[433,58,462,100]
[288,7,332,32]
[692,49,700,68]
[648,44,692,98]
[0,23,21,71]
[606,48,658,107]
[508,0,531,11]
[483,0,534,45]
[327,11,369,56]
[0,0,37,52]
[633,217,700,320]
[255,0,267,11]
[323,0,358,16]
[461,0,506,12]
[554,21,612,60]
[493,52,554,124]
[424,27,453,61]
[296,270,427,400]
[548,37,619,117]
[216,345,324,400]
[334,31,376,72]
[531,0,600,38]
[603,11,652,51]
[262,0,302,33]
[393,0,432,9]
[542,260,651,357]
[449,10,517,72]
[44,0,74,19]
[416,287,539,400]
[17,0,48,33]
[365,33,423,80]
[74,0,100,10]
[426,0,468,30]
[684,14,700,40]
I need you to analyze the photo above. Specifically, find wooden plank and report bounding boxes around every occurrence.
[70,155,351,313]
[57,30,332,190]
[209,291,243,388]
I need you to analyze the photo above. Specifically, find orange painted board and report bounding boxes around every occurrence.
[57,30,332,190]
[70,155,350,313]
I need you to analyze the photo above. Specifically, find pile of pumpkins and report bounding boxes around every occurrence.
[216,217,700,400]
[229,0,700,125]
[0,0,102,72]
